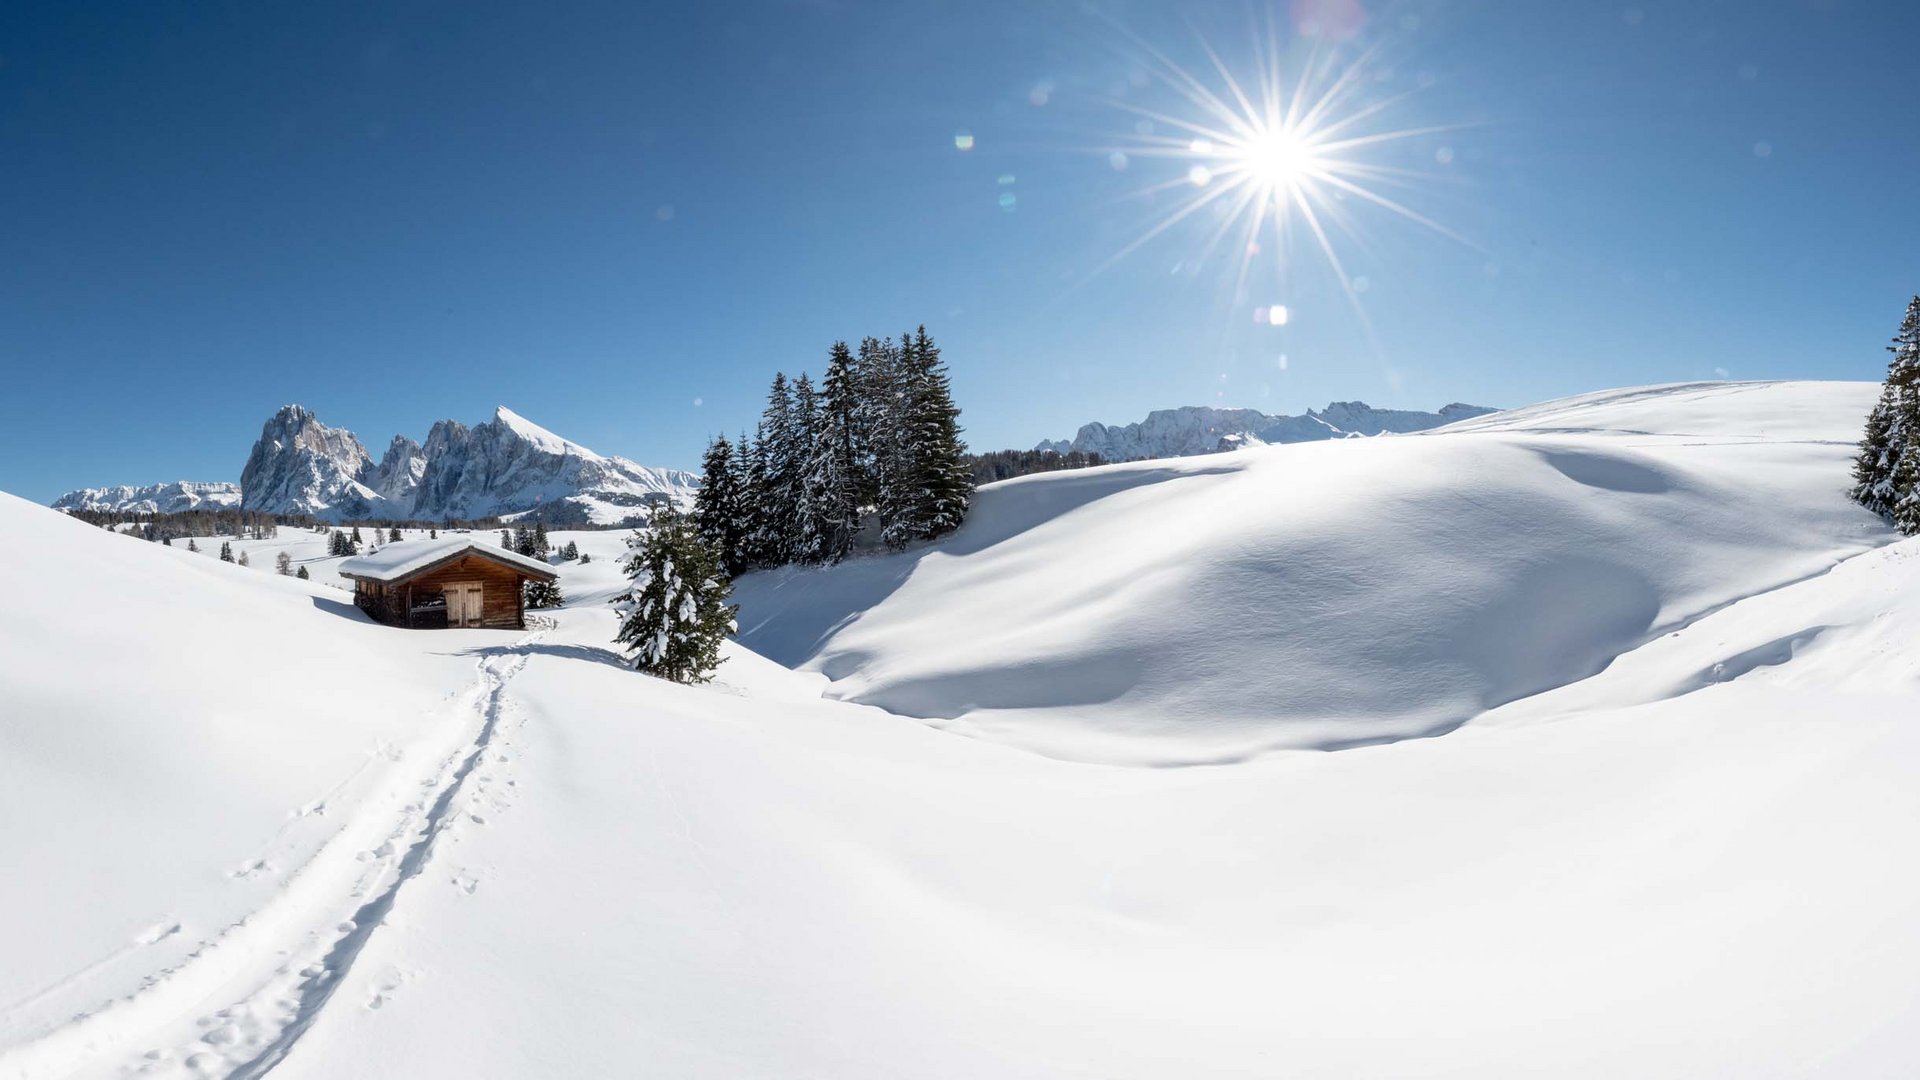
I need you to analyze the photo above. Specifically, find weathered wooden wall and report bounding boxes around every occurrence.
[352,554,529,630]
[403,556,526,629]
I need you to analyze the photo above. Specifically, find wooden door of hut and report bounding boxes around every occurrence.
[449,583,484,627]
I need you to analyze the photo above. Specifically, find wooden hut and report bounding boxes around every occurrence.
[337,538,559,630]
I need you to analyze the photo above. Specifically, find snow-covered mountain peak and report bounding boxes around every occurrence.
[1036,399,1501,460]
[490,406,603,461]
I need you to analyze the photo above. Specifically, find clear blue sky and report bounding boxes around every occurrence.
[2,0,1916,503]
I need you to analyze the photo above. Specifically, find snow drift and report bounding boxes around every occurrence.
[735,380,1888,764]
[7,379,1920,1080]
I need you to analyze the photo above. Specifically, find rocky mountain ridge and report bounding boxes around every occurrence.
[1035,400,1499,461]
[56,405,696,524]
[50,481,243,515]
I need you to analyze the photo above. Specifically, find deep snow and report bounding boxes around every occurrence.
[3,379,1919,1080]
[735,380,1887,764]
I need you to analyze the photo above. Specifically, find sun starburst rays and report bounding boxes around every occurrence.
[1090,16,1476,322]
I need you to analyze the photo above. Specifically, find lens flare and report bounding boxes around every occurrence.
[1088,10,1479,319]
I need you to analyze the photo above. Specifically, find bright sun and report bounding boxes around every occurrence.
[1092,17,1474,316]
[1233,127,1321,190]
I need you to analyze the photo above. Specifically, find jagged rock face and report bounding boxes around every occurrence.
[408,407,696,522]
[239,405,378,519]
[63,404,698,524]
[51,481,242,515]
[369,435,426,506]
[1036,401,1500,461]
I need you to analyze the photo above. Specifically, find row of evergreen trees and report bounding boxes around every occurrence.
[1851,295,1920,534]
[692,326,972,573]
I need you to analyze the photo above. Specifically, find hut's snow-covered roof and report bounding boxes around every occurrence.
[337,538,557,583]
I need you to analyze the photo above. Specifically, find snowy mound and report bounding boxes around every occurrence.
[736,381,1889,764]
[6,378,1920,1078]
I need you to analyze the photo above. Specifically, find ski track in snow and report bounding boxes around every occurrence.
[0,631,543,1080]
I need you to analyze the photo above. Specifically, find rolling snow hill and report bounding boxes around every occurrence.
[738,380,1888,764]
[4,379,1920,1080]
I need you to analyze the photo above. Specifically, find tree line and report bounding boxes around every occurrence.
[1852,295,1920,534]
[689,325,972,574]
[964,448,1106,486]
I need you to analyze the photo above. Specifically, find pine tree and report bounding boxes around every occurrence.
[187,538,200,553]
[561,540,580,561]
[789,373,828,563]
[579,552,592,564]
[1852,296,1920,518]
[296,565,311,580]
[534,520,550,558]
[351,526,363,545]
[237,550,251,567]
[1894,439,1920,536]
[739,426,775,568]
[906,326,972,540]
[502,528,514,548]
[523,577,566,609]
[610,508,738,683]
[865,335,912,539]
[220,541,235,563]
[693,435,749,574]
[389,526,402,543]
[755,374,801,564]
[276,551,293,575]
[162,536,173,547]
[429,527,438,539]
[808,341,866,562]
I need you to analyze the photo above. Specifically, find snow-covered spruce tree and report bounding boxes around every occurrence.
[882,326,971,547]
[789,373,832,564]
[389,526,401,543]
[809,341,867,563]
[693,435,749,575]
[1852,296,1920,518]
[220,541,235,563]
[738,427,775,568]
[909,326,972,540]
[523,577,566,610]
[1893,439,1920,536]
[755,373,802,565]
[610,508,738,683]
[296,565,310,580]
[561,540,579,561]
[351,526,363,545]
[865,334,912,541]
[534,521,550,558]
[187,538,200,553]
[237,550,250,567]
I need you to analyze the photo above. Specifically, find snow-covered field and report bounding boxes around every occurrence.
[4,380,1919,1079]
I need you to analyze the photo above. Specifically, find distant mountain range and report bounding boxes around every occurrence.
[51,481,243,515]
[55,405,697,524]
[1034,400,1500,460]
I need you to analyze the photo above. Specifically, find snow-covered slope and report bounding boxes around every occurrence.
[1035,399,1496,459]
[740,380,1887,764]
[49,481,242,515]
[8,379,1920,1080]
